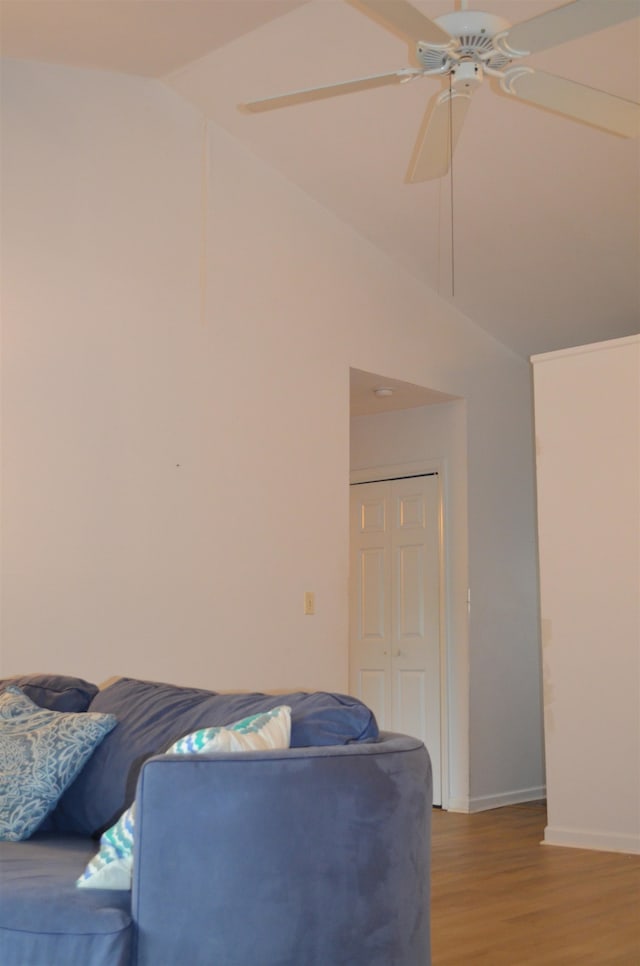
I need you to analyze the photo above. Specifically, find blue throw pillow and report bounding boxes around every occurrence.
[0,686,117,841]
[0,673,98,712]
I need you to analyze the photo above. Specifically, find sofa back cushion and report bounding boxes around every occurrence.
[0,674,98,713]
[50,677,378,836]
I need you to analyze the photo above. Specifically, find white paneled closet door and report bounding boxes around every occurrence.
[349,475,442,805]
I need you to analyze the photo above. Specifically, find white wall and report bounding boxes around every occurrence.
[1,58,542,808]
[533,336,640,853]
[465,359,544,808]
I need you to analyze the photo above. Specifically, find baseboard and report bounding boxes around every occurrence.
[543,825,640,855]
[446,786,545,813]
[467,786,546,813]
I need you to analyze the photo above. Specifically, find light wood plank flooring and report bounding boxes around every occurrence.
[431,803,640,965]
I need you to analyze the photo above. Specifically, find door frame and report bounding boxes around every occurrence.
[350,458,450,810]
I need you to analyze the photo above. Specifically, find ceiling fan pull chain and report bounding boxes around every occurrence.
[448,71,455,299]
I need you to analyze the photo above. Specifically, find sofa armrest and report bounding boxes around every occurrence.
[131,734,431,966]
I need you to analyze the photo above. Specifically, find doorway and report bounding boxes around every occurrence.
[349,369,467,809]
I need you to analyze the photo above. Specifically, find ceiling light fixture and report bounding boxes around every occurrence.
[373,387,394,397]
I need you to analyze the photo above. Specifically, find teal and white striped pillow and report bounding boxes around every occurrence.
[77,704,291,890]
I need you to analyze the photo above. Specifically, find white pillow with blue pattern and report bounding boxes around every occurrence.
[0,686,117,842]
[77,704,292,890]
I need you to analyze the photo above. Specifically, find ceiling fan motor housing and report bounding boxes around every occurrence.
[416,11,512,74]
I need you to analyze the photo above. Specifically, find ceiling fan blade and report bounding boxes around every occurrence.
[501,0,640,57]
[239,69,418,113]
[346,0,452,47]
[502,68,640,138]
[405,90,472,183]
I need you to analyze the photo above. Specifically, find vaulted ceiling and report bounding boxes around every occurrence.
[2,0,639,358]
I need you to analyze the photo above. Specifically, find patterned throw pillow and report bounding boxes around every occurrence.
[77,704,292,890]
[0,686,117,842]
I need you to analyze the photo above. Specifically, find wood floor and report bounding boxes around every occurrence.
[430,803,640,965]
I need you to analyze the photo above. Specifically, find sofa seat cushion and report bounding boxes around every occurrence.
[51,677,378,836]
[0,834,132,966]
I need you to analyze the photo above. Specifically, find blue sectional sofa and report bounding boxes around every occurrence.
[0,674,432,966]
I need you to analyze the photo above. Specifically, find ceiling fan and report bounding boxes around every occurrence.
[239,0,640,181]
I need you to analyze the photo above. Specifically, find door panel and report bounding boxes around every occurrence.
[361,495,386,532]
[397,544,425,639]
[358,669,388,730]
[350,475,441,804]
[397,492,425,529]
[350,481,392,730]
[395,668,427,740]
[359,548,387,640]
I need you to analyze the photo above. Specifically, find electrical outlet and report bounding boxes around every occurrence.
[304,591,315,615]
